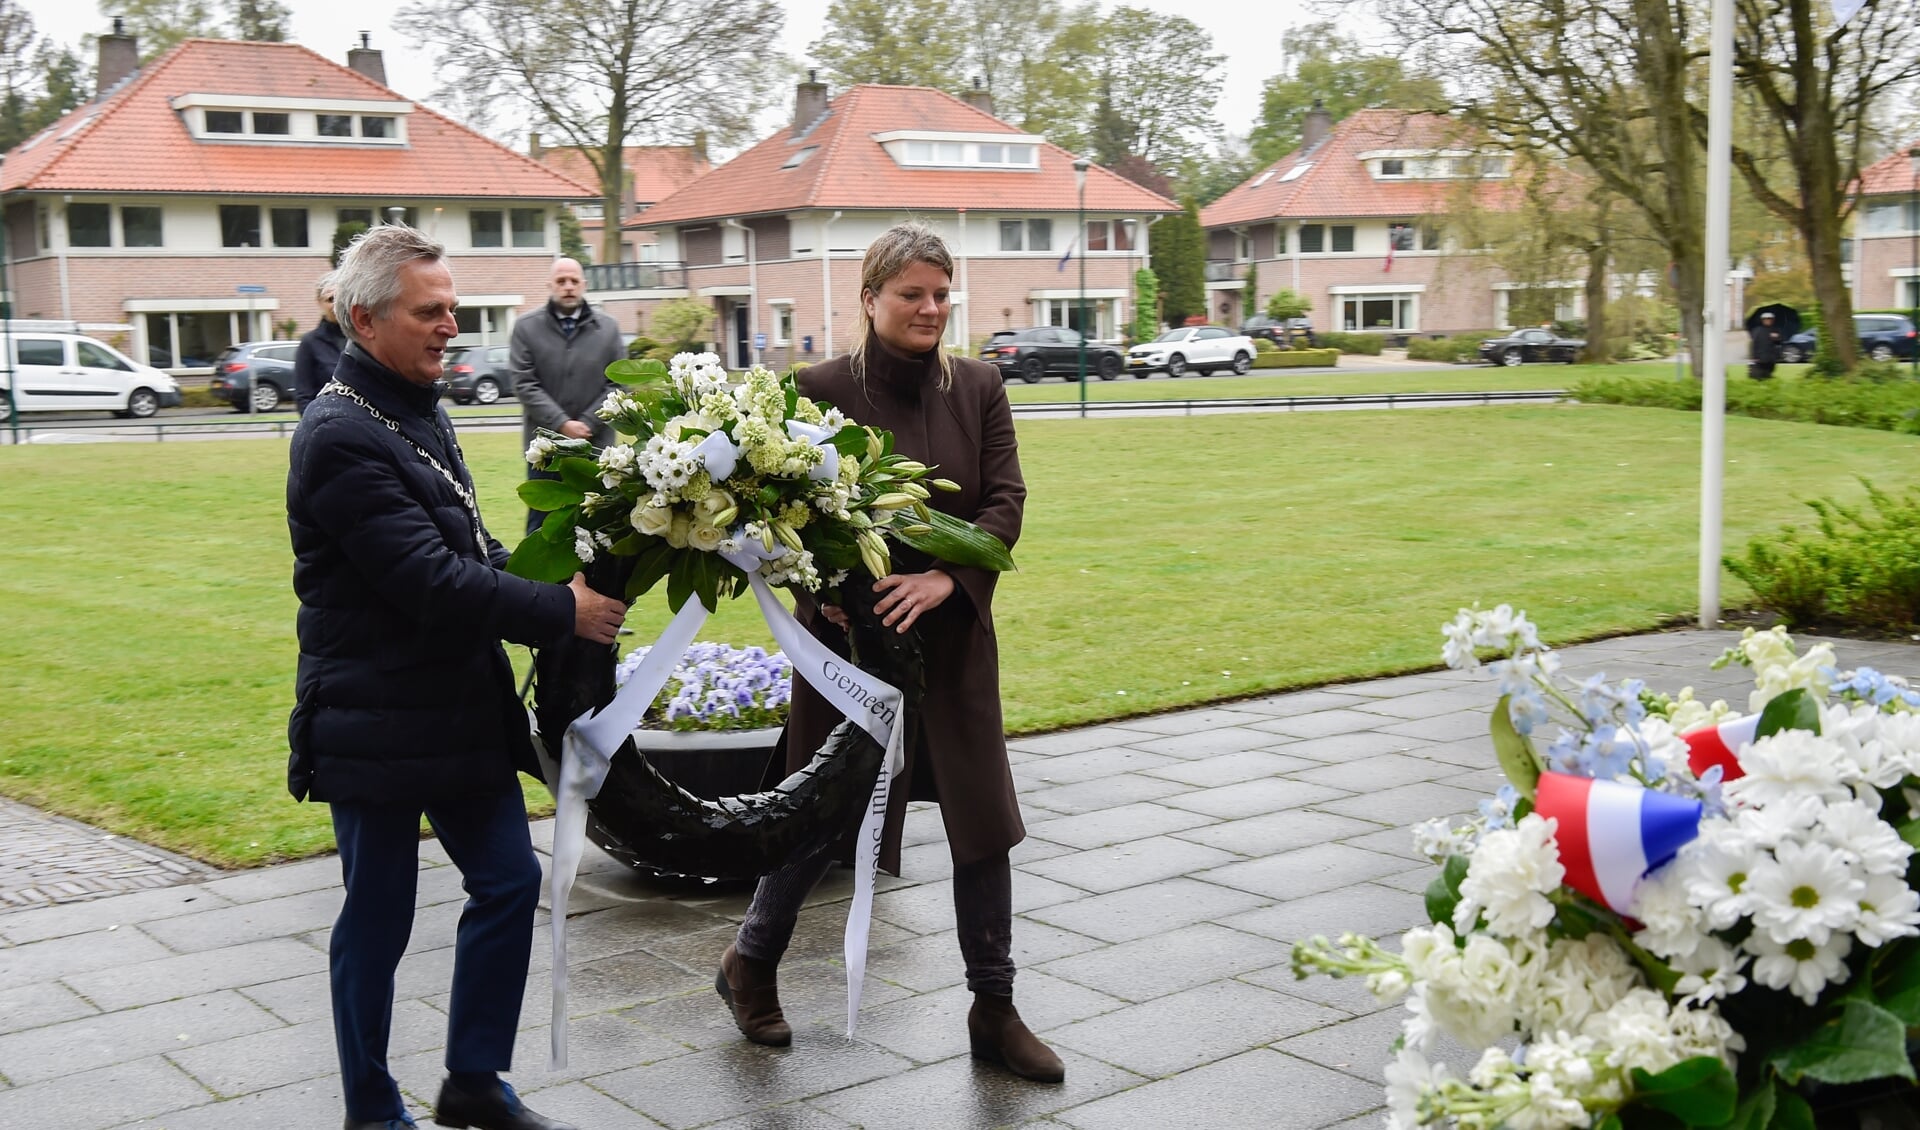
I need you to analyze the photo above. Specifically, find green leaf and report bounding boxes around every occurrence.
[608,532,643,556]
[1768,1084,1812,1130]
[1424,854,1470,928]
[1770,999,1915,1085]
[606,358,669,386]
[624,540,674,601]
[1754,687,1821,739]
[504,529,581,583]
[1597,1116,1624,1130]
[1873,938,1920,1024]
[555,456,601,493]
[1727,1082,1774,1130]
[538,505,578,538]
[665,557,695,612]
[519,478,587,510]
[889,509,1015,571]
[1490,694,1542,800]
[1899,819,1920,852]
[829,424,869,458]
[1627,1057,1736,1125]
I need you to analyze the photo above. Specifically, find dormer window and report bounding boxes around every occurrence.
[874,130,1042,171]
[254,112,290,136]
[206,110,244,134]
[173,93,413,145]
[318,114,353,137]
[361,116,394,139]
[1361,149,1511,180]
[1381,158,1405,177]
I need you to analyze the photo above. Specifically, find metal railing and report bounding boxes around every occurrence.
[1204,260,1241,282]
[584,261,687,292]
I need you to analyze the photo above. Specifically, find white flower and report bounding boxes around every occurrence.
[525,435,556,467]
[1854,872,1920,946]
[630,504,672,538]
[1585,988,1685,1076]
[1384,1047,1450,1130]
[1670,937,1749,1005]
[1728,792,1826,851]
[1526,934,1637,1033]
[1816,801,1912,877]
[1745,839,1862,945]
[1676,831,1758,930]
[571,526,595,563]
[688,521,724,553]
[596,443,637,487]
[1726,731,1852,808]
[1746,930,1852,1005]
[1629,865,1703,960]
[1454,814,1565,938]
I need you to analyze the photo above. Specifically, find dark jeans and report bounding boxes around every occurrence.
[328,790,542,1122]
[526,465,564,535]
[736,845,1016,996]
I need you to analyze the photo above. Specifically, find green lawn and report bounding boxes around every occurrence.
[2,403,1914,866]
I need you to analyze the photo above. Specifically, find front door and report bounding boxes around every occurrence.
[733,304,750,370]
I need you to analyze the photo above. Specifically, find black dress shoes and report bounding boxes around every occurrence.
[432,1077,576,1130]
[344,1119,416,1129]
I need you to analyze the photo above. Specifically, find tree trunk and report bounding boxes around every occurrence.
[1787,0,1857,371]
[599,97,628,267]
[1583,241,1611,364]
[1634,0,1707,378]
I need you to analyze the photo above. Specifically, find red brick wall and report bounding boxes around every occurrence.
[1237,251,1508,334]
[1856,234,1917,310]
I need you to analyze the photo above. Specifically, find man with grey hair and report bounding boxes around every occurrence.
[289,224,621,1130]
[292,269,346,414]
[511,256,623,533]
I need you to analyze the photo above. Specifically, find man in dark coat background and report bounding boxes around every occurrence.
[292,271,347,414]
[511,257,623,533]
[1748,310,1783,381]
[287,224,626,1130]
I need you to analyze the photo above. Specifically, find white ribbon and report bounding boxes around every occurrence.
[692,430,740,481]
[784,419,841,483]
[544,553,905,1068]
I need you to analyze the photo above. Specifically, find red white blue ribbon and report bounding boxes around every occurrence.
[1534,772,1702,914]
[1681,715,1758,782]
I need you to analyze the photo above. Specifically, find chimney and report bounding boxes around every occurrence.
[1302,98,1333,154]
[961,75,993,117]
[96,18,138,98]
[347,31,387,87]
[794,69,829,136]
[527,130,543,158]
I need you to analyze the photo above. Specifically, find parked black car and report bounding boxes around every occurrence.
[208,341,298,411]
[1478,327,1585,365]
[978,327,1126,382]
[1239,315,1316,347]
[441,344,516,403]
[1778,314,1918,364]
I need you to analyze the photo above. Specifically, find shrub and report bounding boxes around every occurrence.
[652,298,715,349]
[1253,337,1279,353]
[1726,481,1920,633]
[1314,331,1384,355]
[1568,372,1920,433]
[1252,349,1339,368]
[1406,333,1497,364]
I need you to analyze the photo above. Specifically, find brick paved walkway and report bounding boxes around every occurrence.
[0,797,215,908]
[0,629,1914,1129]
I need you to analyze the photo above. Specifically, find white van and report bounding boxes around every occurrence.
[0,332,182,418]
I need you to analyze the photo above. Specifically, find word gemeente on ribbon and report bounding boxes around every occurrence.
[1534,772,1702,916]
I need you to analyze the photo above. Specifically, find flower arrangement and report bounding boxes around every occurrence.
[615,641,791,733]
[506,352,1011,607]
[1295,612,1920,1128]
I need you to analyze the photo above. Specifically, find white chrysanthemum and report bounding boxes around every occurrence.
[1454,813,1565,938]
[1726,731,1852,808]
[1745,839,1863,945]
[1384,1046,1450,1130]
[1670,1002,1745,1067]
[1728,792,1826,851]
[1675,831,1759,930]
[1817,801,1912,877]
[1630,865,1704,960]
[1855,872,1920,947]
[596,443,637,487]
[1584,988,1685,1076]
[1746,929,1852,1005]
[1417,933,1527,1048]
[571,526,595,564]
[525,435,556,467]
[1670,936,1749,1005]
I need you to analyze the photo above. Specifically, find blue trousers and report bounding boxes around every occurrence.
[328,789,542,1122]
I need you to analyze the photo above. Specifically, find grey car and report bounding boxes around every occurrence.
[442,344,516,404]
[208,341,299,412]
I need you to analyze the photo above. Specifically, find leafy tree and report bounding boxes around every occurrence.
[812,0,967,88]
[558,207,591,266]
[1249,21,1445,164]
[1152,198,1206,327]
[112,0,219,59]
[397,0,784,265]
[230,0,290,40]
[959,0,1100,151]
[331,221,367,267]
[1090,8,1223,171]
[1267,289,1312,346]
[1242,262,1259,321]
[653,297,715,348]
[1132,268,1159,342]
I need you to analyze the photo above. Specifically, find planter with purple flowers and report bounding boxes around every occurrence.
[616,641,789,802]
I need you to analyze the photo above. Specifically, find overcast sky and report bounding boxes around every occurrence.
[27,0,1324,155]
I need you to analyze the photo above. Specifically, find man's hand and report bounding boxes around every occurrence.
[559,420,594,440]
[569,572,626,643]
[873,570,954,634]
[818,603,850,631]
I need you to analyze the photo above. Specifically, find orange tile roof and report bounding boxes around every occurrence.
[538,145,712,204]
[1202,109,1522,227]
[1858,144,1920,197]
[631,83,1178,228]
[2,39,595,199]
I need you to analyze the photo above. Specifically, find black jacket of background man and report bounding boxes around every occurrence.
[1749,322,1782,365]
[286,344,572,805]
[292,318,348,414]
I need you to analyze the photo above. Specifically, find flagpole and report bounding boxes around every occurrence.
[1074,155,1091,419]
[1699,0,1735,627]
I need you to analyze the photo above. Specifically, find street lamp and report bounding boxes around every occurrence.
[1909,147,1918,378]
[1073,154,1091,419]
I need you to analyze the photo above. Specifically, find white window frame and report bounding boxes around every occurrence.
[1330,285,1425,332]
[768,298,795,346]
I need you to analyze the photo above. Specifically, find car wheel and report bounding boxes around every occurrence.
[1019,356,1046,384]
[474,378,501,404]
[1778,345,1803,364]
[1166,353,1187,377]
[1097,354,1122,380]
[1501,348,1524,367]
[250,381,283,413]
[1231,351,1251,375]
[1871,344,1894,362]
[125,388,160,418]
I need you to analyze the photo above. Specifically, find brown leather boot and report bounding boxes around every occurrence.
[968,991,1065,1083]
[715,943,792,1046]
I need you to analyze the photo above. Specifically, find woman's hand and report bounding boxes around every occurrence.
[818,603,850,631]
[873,570,954,634]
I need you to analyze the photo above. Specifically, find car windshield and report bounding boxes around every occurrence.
[1152,329,1189,343]
[213,346,242,363]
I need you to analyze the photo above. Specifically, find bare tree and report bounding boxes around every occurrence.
[396,0,786,264]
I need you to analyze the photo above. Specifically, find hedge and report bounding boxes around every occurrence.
[1253,349,1340,369]
[1568,370,1920,434]
[1313,331,1385,355]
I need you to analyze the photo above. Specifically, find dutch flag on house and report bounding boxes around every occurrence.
[1681,715,1759,782]
[1534,773,1702,915]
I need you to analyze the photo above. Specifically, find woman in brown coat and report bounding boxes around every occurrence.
[713,223,1062,1083]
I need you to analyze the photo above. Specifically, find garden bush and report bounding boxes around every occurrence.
[1569,372,1920,434]
[1252,349,1339,368]
[1406,333,1497,364]
[1726,481,1920,633]
[1253,337,1279,353]
[1314,331,1384,355]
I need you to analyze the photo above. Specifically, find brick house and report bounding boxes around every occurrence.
[599,78,1179,370]
[535,142,711,264]
[1853,147,1920,315]
[1202,108,1556,337]
[0,32,594,371]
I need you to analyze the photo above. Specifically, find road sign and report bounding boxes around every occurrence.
[753,332,767,350]
[236,285,268,294]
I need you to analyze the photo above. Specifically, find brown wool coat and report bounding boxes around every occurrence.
[779,343,1027,875]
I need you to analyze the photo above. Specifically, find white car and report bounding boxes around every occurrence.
[1126,326,1257,377]
[0,332,181,417]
